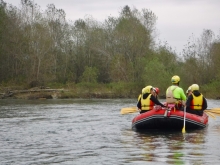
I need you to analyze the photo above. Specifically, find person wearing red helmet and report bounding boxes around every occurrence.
[152,87,160,99]
[155,87,160,95]
[137,86,165,114]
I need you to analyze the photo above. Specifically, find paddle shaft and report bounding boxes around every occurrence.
[182,106,186,133]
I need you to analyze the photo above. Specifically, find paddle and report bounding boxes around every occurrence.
[182,106,186,133]
[120,106,220,118]
[120,107,138,114]
[204,108,220,116]
[204,111,216,119]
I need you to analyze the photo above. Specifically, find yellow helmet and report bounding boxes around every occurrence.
[191,84,199,91]
[171,75,180,84]
[142,85,153,94]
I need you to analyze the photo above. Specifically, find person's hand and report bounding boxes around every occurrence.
[182,101,186,106]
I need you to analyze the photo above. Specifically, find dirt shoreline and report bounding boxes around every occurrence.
[0,88,132,99]
[1,87,219,100]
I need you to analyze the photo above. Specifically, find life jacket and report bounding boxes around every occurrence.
[190,93,203,110]
[141,94,154,111]
[166,86,178,104]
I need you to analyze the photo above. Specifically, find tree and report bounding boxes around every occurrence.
[80,66,98,83]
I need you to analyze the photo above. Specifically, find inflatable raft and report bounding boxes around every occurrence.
[132,106,208,131]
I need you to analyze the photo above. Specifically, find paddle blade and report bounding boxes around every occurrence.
[182,127,186,133]
[207,108,220,114]
[210,108,220,111]
[120,107,138,114]
[204,111,216,119]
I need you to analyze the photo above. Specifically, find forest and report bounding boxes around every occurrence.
[0,0,220,99]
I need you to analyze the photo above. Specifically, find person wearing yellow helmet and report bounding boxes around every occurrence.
[137,85,165,114]
[185,84,207,116]
[165,75,187,110]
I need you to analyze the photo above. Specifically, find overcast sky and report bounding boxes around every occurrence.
[5,0,220,54]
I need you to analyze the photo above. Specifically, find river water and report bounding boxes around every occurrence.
[1,99,220,165]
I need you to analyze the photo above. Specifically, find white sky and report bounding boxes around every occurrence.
[5,0,220,54]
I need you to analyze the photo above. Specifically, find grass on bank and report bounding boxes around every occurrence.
[0,81,220,99]
[0,82,143,99]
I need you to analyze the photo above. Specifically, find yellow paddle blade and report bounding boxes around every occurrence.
[210,108,220,111]
[120,107,138,114]
[207,108,220,112]
[207,112,220,116]
[205,109,220,116]
[182,127,186,133]
[204,111,216,119]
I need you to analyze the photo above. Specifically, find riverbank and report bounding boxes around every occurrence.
[0,86,138,99]
[0,84,219,100]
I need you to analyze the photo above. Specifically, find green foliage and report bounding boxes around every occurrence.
[201,80,220,99]
[80,66,99,83]
[0,2,220,98]
[107,82,141,98]
[143,57,171,94]
[46,82,65,89]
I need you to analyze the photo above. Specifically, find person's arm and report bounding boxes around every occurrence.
[202,97,208,110]
[180,88,187,101]
[137,95,142,109]
[150,95,166,107]
[186,94,192,109]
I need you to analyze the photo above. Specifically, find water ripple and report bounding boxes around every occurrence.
[1,99,220,164]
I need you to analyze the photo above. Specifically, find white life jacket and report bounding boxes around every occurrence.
[166,86,178,104]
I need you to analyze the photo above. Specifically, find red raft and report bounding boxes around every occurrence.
[132,106,208,131]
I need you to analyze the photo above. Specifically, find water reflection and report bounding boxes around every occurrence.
[121,127,208,164]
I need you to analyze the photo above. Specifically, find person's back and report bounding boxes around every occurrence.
[166,85,186,102]
[186,84,207,116]
[137,85,165,113]
[166,75,186,109]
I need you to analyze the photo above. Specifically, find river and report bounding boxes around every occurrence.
[1,99,220,165]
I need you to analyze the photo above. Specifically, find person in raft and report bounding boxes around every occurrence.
[165,75,187,110]
[152,87,160,99]
[186,85,192,97]
[185,84,208,116]
[137,85,166,114]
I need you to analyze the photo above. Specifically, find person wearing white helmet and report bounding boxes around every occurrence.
[185,84,207,116]
[137,85,165,114]
[166,75,187,110]
[186,86,192,97]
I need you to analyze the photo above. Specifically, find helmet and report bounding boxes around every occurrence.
[142,85,153,94]
[171,75,180,84]
[153,87,160,95]
[191,84,199,91]
[186,86,191,94]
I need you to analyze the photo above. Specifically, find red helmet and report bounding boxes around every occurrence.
[154,87,160,95]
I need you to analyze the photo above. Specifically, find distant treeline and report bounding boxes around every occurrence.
[0,0,220,99]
